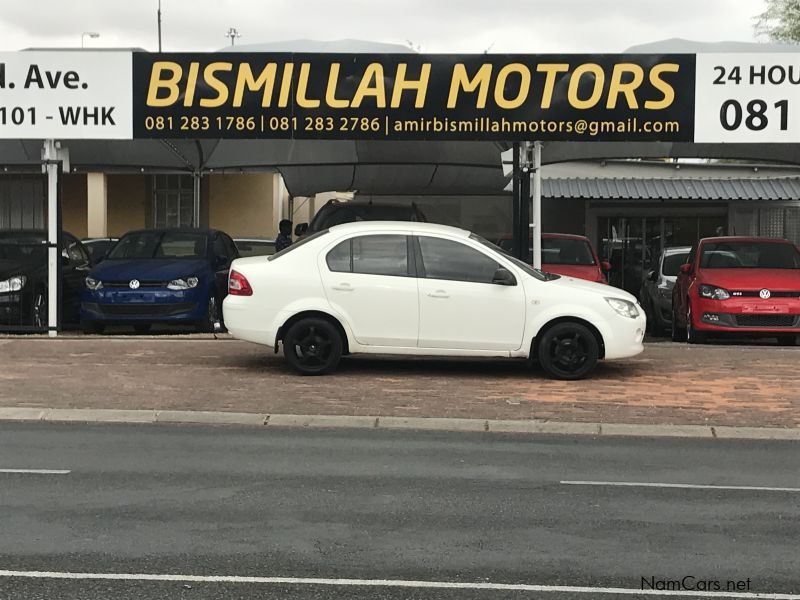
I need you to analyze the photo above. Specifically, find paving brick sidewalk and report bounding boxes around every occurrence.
[1,336,798,428]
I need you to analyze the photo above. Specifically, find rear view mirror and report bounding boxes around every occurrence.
[492,267,516,286]
[647,269,658,282]
[679,263,692,274]
[601,261,612,272]
[295,223,309,237]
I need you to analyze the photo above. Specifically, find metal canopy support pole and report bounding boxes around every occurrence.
[530,141,543,269]
[192,171,201,228]
[41,140,68,337]
[520,144,531,263]
[511,142,521,260]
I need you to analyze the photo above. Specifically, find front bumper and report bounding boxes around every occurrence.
[691,296,800,333]
[601,311,647,360]
[81,287,207,323]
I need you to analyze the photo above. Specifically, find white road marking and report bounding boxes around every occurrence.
[0,570,797,599]
[0,469,70,475]
[560,481,800,493]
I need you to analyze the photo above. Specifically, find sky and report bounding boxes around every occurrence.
[0,0,771,53]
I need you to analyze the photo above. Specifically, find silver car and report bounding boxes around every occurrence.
[640,246,691,336]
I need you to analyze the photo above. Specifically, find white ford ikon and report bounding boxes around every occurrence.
[223,222,645,379]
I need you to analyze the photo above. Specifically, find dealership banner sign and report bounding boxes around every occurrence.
[0,51,799,143]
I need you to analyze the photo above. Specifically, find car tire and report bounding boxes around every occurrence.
[133,324,151,335]
[198,294,221,333]
[283,317,343,375]
[537,321,599,381]
[686,307,707,344]
[648,300,664,337]
[778,334,798,346]
[82,321,105,335]
[670,309,683,342]
[30,290,46,328]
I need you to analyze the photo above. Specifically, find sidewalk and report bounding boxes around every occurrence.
[1,336,798,429]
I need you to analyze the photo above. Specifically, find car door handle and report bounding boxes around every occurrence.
[427,290,449,298]
[332,283,354,291]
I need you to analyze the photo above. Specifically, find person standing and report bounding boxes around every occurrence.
[275,219,293,252]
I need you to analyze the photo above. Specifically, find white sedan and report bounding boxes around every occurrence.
[223,222,645,379]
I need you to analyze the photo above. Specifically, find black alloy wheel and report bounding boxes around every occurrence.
[283,317,343,375]
[537,322,599,380]
[30,291,46,328]
[198,295,221,333]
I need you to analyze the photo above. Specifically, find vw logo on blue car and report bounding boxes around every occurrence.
[129,279,140,290]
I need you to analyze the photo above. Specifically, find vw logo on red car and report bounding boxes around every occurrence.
[760,289,771,299]
[129,279,140,290]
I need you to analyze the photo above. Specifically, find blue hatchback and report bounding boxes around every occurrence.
[81,229,239,334]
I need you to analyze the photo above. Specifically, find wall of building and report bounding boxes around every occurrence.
[61,174,87,238]
[208,173,277,237]
[107,175,147,236]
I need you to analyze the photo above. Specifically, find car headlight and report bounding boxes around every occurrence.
[85,277,103,290]
[605,297,640,319]
[698,284,730,300]
[0,275,26,293]
[167,277,199,290]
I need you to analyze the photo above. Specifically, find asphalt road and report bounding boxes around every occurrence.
[0,423,798,599]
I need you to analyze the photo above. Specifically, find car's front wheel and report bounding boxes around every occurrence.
[537,322,599,380]
[283,317,343,375]
[198,295,221,333]
[686,306,707,344]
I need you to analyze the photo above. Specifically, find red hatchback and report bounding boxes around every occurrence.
[672,237,800,344]
[541,234,610,283]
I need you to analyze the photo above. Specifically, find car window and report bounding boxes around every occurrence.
[326,239,352,272]
[109,232,208,259]
[236,240,276,257]
[662,252,690,276]
[351,235,409,277]
[541,238,596,265]
[417,236,500,284]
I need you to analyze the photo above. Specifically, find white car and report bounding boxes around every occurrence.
[223,222,646,379]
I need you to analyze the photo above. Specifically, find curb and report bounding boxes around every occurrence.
[0,407,799,440]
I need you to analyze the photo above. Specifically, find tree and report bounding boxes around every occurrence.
[755,0,800,43]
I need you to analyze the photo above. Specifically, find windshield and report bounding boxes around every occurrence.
[700,241,800,269]
[470,234,559,281]
[542,238,596,266]
[0,237,46,261]
[108,232,208,260]
[662,251,690,276]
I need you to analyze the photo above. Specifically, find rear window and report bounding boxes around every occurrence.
[662,251,690,276]
[541,238,596,266]
[268,229,329,260]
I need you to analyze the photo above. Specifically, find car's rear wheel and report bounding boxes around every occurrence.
[537,322,599,380]
[778,334,798,346]
[686,306,707,344]
[283,317,343,375]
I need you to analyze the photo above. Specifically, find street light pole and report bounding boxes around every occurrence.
[81,32,100,48]
[225,27,241,46]
[157,0,162,52]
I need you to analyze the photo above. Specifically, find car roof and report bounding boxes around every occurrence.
[327,220,470,237]
[541,233,591,241]
[122,228,222,236]
[699,236,792,244]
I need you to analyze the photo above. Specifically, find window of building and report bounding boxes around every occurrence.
[153,175,194,228]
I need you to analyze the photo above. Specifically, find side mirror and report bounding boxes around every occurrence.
[294,223,309,237]
[647,269,658,282]
[601,261,612,272]
[492,267,516,286]
[679,263,692,274]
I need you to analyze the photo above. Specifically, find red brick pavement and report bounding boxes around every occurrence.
[1,337,798,428]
